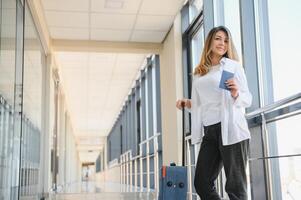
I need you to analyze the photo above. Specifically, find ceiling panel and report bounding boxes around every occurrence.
[91,13,136,29]
[41,0,185,42]
[135,15,174,31]
[130,30,166,43]
[2,0,16,9]
[2,9,16,26]
[0,25,15,38]
[91,29,131,41]
[50,27,89,40]
[140,0,185,15]
[42,0,89,12]
[57,52,147,138]
[45,11,89,28]
[56,52,89,63]
[91,0,141,14]
[79,151,101,163]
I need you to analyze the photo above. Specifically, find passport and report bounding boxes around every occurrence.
[219,70,234,91]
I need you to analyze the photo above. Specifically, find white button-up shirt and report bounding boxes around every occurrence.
[191,57,252,145]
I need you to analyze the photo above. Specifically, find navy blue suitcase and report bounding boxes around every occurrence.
[159,104,188,200]
[159,164,187,200]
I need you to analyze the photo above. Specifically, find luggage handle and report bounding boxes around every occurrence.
[181,101,186,167]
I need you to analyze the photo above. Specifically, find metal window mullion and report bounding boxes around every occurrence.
[22,120,26,196]
[0,104,3,171]
[120,155,123,185]
[187,139,192,200]
[26,121,30,196]
[151,57,157,136]
[146,141,150,190]
[124,154,126,185]
[20,119,25,196]
[261,113,273,200]
[0,100,3,160]
[154,135,159,192]
[213,0,225,26]
[140,144,143,191]
[13,1,25,199]
[21,119,25,196]
[2,105,8,189]
[240,0,267,199]
[130,152,132,186]
[203,0,215,36]
[127,153,129,186]
[253,0,282,198]
[28,123,32,195]
[29,126,33,195]
[134,158,137,188]
[123,155,125,185]
[5,106,9,191]
[123,154,125,185]
[120,155,122,184]
[25,122,28,196]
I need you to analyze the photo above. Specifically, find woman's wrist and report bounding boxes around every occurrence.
[233,92,239,99]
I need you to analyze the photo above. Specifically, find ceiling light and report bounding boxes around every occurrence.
[105,0,124,9]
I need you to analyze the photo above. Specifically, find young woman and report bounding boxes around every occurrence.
[176,26,252,200]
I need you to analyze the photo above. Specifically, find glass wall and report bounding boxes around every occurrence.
[0,0,45,199]
[223,0,242,61]
[268,115,301,199]
[182,0,301,199]
[107,55,162,190]
[0,0,17,199]
[19,1,45,197]
[189,0,203,23]
[267,0,301,101]
[190,26,204,73]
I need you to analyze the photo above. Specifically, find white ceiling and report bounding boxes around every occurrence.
[57,52,147,138]
[40,0,185,163]
[41,0,185,43]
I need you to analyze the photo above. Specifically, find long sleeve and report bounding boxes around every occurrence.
[232,66,252,108]
[191,77,204,145]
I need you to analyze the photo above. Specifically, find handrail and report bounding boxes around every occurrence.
[139,132,161,145]
[246,92,301,119]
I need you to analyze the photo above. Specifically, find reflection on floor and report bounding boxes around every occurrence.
[51,193,156,200]
[50,181,156,200]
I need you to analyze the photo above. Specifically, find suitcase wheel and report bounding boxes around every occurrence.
[167,181,173,187]
[179,182,185,188]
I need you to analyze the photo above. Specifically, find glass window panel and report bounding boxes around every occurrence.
[252,156,301,200]
[189,0,203,23]
[267,115,301,157]
[19,2,44,197]
[267,0,301,101]
[0,0,16,199]
[190,26,204,74]
[224,0,243,61]
[0,0,16,104]
[266,114,301,199]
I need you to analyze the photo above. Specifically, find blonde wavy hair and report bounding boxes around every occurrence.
[194,26,239,76]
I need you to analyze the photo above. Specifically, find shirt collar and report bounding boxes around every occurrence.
[219,57,227,65]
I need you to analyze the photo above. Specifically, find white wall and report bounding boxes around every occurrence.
[58,93,66,186]
[64,112,81,185]
[95,165,121,183]
[159,13,184,166]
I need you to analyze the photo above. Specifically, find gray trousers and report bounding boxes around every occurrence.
[194,122,249,200]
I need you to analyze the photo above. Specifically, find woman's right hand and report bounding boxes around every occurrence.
[176,99,192,110]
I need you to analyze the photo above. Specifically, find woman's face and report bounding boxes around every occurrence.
[210,30,229,57]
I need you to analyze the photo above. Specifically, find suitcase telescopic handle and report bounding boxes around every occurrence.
[181,101,185,167]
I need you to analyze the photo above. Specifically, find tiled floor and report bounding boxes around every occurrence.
[51,193,156,200]
[50,181,156,200]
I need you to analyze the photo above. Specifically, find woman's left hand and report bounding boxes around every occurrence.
[226,78,239,99]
